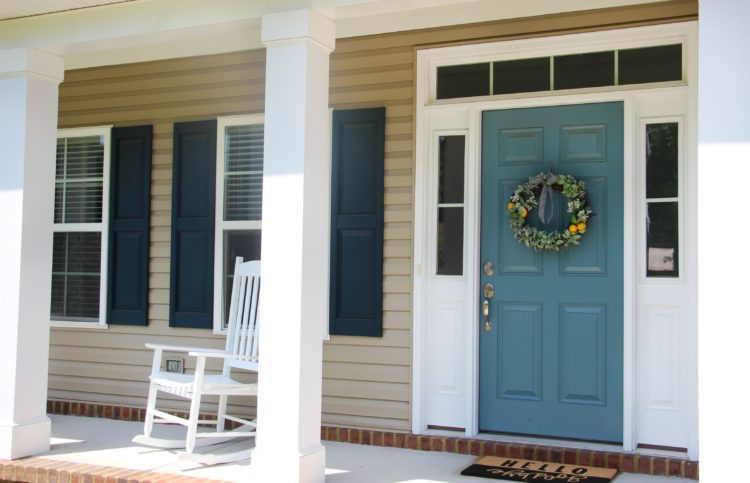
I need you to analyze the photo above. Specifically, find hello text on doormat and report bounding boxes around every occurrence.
[461,456,618,482]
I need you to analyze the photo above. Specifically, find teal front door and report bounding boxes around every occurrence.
[479,102,623,442]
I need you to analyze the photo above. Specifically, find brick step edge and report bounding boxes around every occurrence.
[46,399,699,480]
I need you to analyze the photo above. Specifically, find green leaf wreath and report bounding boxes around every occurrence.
[507,170,592,251]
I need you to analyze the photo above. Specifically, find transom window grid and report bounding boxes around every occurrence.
[435,43,683,101]
[51,128,110,325]
[214,115,264,332]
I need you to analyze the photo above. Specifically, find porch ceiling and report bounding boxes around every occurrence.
[0,0,671,69]
[0,0,141,21]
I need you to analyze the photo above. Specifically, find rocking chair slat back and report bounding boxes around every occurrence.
[225,258,260,373]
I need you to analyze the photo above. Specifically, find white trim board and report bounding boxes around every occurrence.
[412,21,698,458]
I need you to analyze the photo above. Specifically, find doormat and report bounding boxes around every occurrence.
[461,456,617,482]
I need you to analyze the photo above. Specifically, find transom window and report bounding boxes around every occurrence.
[436,44,683,100]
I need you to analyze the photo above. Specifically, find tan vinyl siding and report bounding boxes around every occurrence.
[50,0,697,432]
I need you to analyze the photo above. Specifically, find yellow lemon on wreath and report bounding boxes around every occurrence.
[568,224,578,234]
[577,222,587,233]
[507,202,514,210]
[521,208,528,218]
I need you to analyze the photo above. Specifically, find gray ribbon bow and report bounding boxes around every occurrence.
[528,167,558,225]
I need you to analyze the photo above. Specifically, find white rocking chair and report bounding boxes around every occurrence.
[133,257,260,464]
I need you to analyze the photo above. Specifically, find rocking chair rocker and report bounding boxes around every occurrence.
[133,257,260,464]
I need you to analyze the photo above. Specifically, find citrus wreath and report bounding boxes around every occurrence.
[506,169,592,251]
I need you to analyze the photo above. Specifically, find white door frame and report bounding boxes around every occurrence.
[412,22,698,458]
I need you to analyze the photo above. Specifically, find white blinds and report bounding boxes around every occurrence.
[224,124,264,221]
[55,136,104,224]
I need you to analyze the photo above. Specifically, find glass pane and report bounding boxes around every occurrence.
[223,230,262,327]
[554,51,615,90]
[647,202,679,278]
[619,44,682,85]
[224,124,264,221]
[437,207,463,275]
[51,231,102,321]
[646,123,679,199]
[437,63,490,99]
[438,136,465,204]
[493,57,550,95]
[55,135,104,224]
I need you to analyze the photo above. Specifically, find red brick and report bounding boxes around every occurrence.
[494,443,508,458]
[652,458,666,476]
[521,445,534,460]
[350,429,361,444]
[579,451,592,466]
[340,429,350,443]
[470,440,481,456]
[419,436,430,451]
[669,460,683,477]
[684,460,698,480]
[383,432,394,447]
[407,435,418,450]
[509,445,522,459]
[395,433,406,448]
[373,431,383,446]
[444,437,457,453]
[430,437,444,452]
[534,446,549,461]
[548,448,563,463]
[592,452,606,468]
[638,456,652,475]
[606,452,621,470]
[563,449,578,464]
[457,439,469,454]
[622,454,636,473]
[362,430,372,446]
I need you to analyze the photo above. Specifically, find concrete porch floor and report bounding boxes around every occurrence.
[1,415,695,482]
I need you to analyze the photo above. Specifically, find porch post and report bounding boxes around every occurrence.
[252,9,334,483]
[0,48,63,460]
[698,1,750,480]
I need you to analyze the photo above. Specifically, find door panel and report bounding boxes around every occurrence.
[479,102,623,442]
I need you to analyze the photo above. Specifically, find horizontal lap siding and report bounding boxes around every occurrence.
[50,0,697,432]
[52,50,265,419]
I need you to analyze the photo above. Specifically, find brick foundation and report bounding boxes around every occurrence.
[37,399,698,481]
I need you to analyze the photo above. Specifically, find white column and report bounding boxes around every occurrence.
[252,10,334,483]
[698,1,750,480]
[0,48,63,460]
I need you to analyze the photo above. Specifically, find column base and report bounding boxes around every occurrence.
[0,417,51,460]
[251,443,325,483]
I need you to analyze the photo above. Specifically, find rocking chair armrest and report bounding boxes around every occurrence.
[144,343,225,354]
[188,350,247,360]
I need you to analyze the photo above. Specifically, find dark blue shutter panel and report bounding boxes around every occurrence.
[170,120,217,328]
[107,125,152,325]
[329,108,385,337]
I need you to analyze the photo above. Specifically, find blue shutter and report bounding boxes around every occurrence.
[329,108,385,337]
[170,120,217,328]
[107,125,152,325]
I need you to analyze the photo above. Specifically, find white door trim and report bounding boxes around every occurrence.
[412,21,698,457]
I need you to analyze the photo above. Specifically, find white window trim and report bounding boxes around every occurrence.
[213,114,264,334]
[51,125,112,329]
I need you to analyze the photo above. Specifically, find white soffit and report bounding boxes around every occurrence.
[0,0,669,69]
[0,0,141,21]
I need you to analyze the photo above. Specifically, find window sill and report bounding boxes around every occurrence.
[51,321,108,330]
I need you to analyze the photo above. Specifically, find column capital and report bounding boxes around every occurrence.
[0,48,64,84]
[261,9,335,52]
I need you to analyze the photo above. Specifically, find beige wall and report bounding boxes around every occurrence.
[50,0,697,432]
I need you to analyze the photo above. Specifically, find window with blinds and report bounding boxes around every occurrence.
[214,116,264,332]
[51,129,109,324]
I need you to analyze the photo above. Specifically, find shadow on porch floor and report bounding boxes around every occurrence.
[0,415,694,482]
